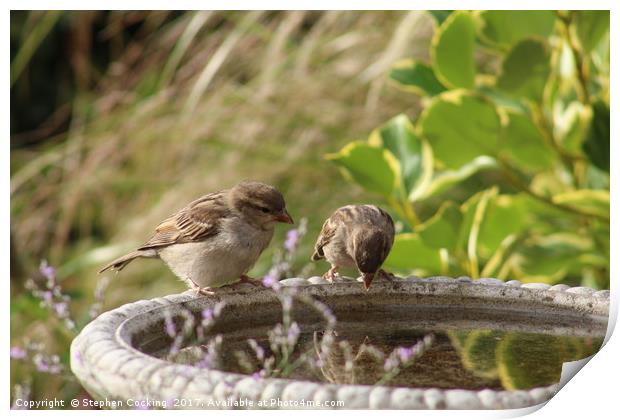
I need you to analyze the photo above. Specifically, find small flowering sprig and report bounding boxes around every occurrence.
[25,261,76,331]
[11,341,64,375]
[233,287,338,380]
[376,333,435,386]
[163,308,197,356]
[196,301,226,343]
[261,218,309,290]
[162,300,227,364]
[88,276,110,319]
[32,353,63,374]
[284,217,307,254]
[10,346,27,360]
[196,335,223,369]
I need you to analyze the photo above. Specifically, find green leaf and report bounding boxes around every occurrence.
[416,156,497,200]
[575,10,610,52]
[512,233,605,283]
[419,90,501,168]
[477,11,556,49]
[456,190,530,265]
[497,38,551,103]
[389,59,446,96]
[431,11,476,89]
[554,101,589,155]
[461,330,503,379]
[582,100,610,172]
[477,194,528,258]
[417,202,462,250]
[476,85,529,113]
[584,165,610,191]
[326,142,400,197]
[455,190,487,253]
[428,10,452,24]
[447,330,470,351]
[500,111,555,172]
[497,333,564,390]
[369,114,433,199]
[384,233,443,273]
[552,189,609,218]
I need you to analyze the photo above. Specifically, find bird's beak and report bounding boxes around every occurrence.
[274,209,294,224]
[362,272,375,291]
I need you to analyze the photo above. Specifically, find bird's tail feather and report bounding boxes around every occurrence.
[98,250,151,274]
[311,249,324,261]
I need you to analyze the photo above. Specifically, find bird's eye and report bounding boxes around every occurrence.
[259,206,270,213]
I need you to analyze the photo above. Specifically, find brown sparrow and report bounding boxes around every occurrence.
[99,181,293,294]
[311,205,395,290]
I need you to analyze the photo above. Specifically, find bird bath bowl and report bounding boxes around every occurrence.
[70,276,608,409]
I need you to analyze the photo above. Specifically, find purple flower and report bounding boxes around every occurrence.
[287,322,300,346]
[262,272,278,288]
[201,309,214,321]
[164,317,176,337]
[35,358,48,372]
[39,262,56,281]
[397,347,414,363]
[41,291,53,304]
[53,302,69,317]
[10,346,27,360]
[248,339,265,360]
[251,369,266,380]
[196,356,212,369]
[284,229,300,252]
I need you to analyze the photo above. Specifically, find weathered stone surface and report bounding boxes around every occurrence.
[566,286,596,295]
[522,283,551,290]
[70,276,608,410]
[477,278,505,286]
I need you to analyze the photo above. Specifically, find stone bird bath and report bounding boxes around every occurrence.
[70,276,608,409]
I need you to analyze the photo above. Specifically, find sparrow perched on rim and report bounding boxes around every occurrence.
[99,181,293,294]
[311,204,395,290]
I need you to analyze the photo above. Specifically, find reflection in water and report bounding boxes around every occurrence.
[165,325,603,391]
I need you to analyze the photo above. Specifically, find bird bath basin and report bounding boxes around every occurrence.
[70,276,608,409]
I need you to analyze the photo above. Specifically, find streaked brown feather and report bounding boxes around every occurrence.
[312,208,348,260]
[138,191,231,250]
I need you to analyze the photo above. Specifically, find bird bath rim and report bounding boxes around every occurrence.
[70,276,609,409]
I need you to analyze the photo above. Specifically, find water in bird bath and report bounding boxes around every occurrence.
[160,320,603,391]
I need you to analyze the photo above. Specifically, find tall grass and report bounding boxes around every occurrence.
[10,11,433,404]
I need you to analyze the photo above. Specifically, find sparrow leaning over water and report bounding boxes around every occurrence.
[99,181,294,295]
[311,204,395,290]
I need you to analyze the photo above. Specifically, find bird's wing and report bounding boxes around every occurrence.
[138,191,230,250]
[311,208,348,261]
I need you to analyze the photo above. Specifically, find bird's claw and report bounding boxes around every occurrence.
[194,286,216,296]
[323,267,340,282]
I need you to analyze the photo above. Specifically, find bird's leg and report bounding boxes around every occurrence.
[189,278,216,296]
[191,284,216,296]
[323,266,340,282]
[197,287,216,296]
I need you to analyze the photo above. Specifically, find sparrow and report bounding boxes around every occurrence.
[99,181,293,294]
[311,204,395,290]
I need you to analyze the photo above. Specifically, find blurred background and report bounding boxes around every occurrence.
[10,10,609,406]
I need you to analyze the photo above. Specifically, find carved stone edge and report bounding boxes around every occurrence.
[70,277,609,410]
